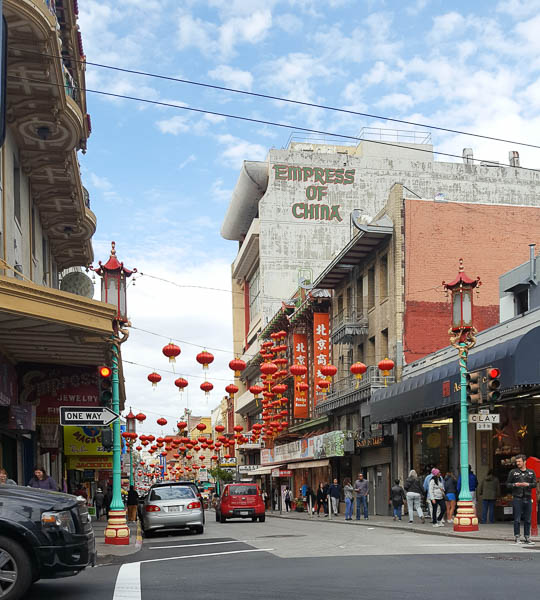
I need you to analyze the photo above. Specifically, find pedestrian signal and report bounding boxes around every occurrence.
[485,367,501,402]
[100,427,113,451]
[98,365,112,406]
[466,371,482,404]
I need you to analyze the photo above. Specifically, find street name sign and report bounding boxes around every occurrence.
[476,422,493,430]
[468,413,500,424]
[60,406,119,426]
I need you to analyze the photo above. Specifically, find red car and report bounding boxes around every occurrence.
[216,483,266,523]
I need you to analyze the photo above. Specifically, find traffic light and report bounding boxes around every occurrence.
[100,427,113,451]
[485,367,501,402]
[98,365,112,407]
[466,370,483,404]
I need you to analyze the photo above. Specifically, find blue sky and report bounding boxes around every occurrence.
[79,0,540,432]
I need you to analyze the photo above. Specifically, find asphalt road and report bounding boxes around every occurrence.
[25,514,540,600]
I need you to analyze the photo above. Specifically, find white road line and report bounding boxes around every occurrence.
[113,561,141,600]
[149,540,247,550]
[140,548,273,565]
[418,543,522,547]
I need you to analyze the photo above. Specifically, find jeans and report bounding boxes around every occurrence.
[513,496,532,538]
[330,497,339,514]
[356,495,368,519]
[406,492,424,521]
[393,505,402,519]
[345,497,353,519]
[432,499,446,524]
[481,499,495,523]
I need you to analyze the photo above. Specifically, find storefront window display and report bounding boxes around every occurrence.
[411,418,454,478]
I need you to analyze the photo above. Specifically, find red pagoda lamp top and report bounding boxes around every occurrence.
[442,259,481,333]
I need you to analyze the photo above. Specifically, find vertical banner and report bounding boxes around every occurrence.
[313,313,330,406]
[293,333,308,419]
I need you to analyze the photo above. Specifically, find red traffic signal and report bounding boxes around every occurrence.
[99,366,112,378]
[487,367,500,379]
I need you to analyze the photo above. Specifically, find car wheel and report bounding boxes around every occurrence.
[259,515,266,523]
[0,535,33,600]
[251,517,257,522]
[192,526,204,535]
[215,511,220,522]
[219,514,226,523]
[143,528,153,538]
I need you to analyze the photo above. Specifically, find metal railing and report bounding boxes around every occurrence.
[331,308,367,330]
[356,127,432,145]
[83,187,90,209]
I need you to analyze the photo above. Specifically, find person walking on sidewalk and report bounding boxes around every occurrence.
[444,472,458,524]
[328,478,341,515]
[28,467,57,491]
[479,470,500,524]
[507,454,537,545]
[316,482,328,516]
[306,485,316,514]
[94,488,105,520]
[404,469,425,524]
[284,487,292,512]
[343,478,354,520]
[127,486,139,522]
[428,470,446,527]
[391,479,406,521]
[458,465,478,505]
[354,473,369,520]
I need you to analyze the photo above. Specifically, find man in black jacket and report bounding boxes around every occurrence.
[506,454,537,545]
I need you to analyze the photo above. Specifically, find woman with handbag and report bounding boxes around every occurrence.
[428,469,446,527]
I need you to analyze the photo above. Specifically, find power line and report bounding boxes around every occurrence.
[11,47,540,151]
[8,74,540,173]
[122,358,236,382]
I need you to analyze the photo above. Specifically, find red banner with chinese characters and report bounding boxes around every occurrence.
[313,313,330,406]
[293,333,308,419]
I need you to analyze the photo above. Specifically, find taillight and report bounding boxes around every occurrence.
[187,502,201,510]
[145,505,161,512]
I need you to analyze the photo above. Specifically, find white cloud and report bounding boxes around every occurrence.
[217,134,267,169]
[406,0,430,15]
[156,115,192,135]
[210,178,233,204]
[89,172,113,191]
[208,65,254,90]
[496,0,540,18]
[274,13,303,33]
[179,154,196,169]
[376,93,415,111]
[428,12,466,41]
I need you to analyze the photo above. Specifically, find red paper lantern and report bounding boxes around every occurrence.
[211,455,218,461]
[173,453,180,459]
[200,381,213,395]
[229,358,247,378]
[163,342,181,363]
[175,377,188,392]
[321,364,337,378]
[249,384,264,398]
[225,383,239,398]
[196,350,214,369]
[136,445,142,451]
[233,425,243,433]
[272,383,287,398]
[214,425,225,433]
[135,412,146,422]
[317,380,330,393]
[290,363,308,378]
[260,362,278,377]
[157,417,167,426]
[177,421,187,430]
[378,358,395,376]
[148,372,161,388]
[350,362,367,379]
[195,423,206,432]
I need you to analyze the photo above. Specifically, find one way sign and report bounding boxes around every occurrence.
[60,406,119,426]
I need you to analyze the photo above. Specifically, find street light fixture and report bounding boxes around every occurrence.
[443,258,481,533]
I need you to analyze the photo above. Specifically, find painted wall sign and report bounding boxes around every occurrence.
[313,313,330,406]
[260,430,348,465]
[272,164,356,223]
[63,425,113,456]
[293,333,309,419]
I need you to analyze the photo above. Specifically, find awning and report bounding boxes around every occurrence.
[287,459,330,470]
[371,320,540,424]
[250,464,285,475]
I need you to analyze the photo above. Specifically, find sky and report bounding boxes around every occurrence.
[78,0,540,435]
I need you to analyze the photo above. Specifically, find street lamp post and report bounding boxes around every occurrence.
[125,408,137,487]
[443,259,481,533]
[92,242,136,545]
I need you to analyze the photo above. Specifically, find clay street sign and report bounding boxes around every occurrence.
[60,406,119,426]
[468,413,500,424]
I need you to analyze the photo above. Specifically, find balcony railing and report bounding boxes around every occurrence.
[331,308,368,344]
[315,366,395,415]
[83,187,90,208]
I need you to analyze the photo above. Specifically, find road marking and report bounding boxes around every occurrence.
[149,540,247,550]
[113,561,141,600]
[418,543,523,547]
[136,522,143,551]
[140,548,273,565]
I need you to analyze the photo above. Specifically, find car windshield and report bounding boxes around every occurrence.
[150,486,196,501]
[229,486,258,496]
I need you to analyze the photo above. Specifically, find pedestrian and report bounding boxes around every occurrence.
[343,478,354,520]
[328,478,341,515]
[0,468,16,485]
[390,479,406,521]
[261,489,269,509]
[478,470,500,524]
[306,485,316,514]
[457,465,478,504]
[316,482,328,516]
[354,472,369,520]
[104,487,112,517]
[301,481,308,498]
[506,454,537,545]
[127,485,139,522]
[75,485,88,500]
[444,472,458,524]
[284,487,292,512]
[428,469,446,527]
[404,469,425,524]
[423,467,435,518]
[27,467,57,491]
[94,487,105,519]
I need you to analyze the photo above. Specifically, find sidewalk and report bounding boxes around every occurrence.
[92,518,142,561]
[267,509,539,542]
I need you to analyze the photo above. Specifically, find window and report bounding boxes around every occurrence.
[13,155,21,226]
[356,276,364,313]
[150,486,196,501]
[229,485,258,496]
[381,329,389,360]
[357,343,364,363]
[367,336,376,364]
[337,294,343,315]
[380,255,388,300]
[515,289,528,315]
[367,267,375,309]
[346,286,352,313]
[248,268,260,322]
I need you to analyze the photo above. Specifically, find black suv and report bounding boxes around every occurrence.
[0,485,95,600]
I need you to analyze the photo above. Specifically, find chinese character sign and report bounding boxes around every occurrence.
[293,333,308,419]
[313,313,330,406]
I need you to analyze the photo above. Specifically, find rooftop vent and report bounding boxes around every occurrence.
[462,148,473,164]
[509,151,520,168]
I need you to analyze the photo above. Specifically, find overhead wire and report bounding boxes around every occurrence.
[8,74,540,173]
[10,47,540,151]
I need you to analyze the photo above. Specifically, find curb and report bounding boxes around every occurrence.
[265,512,520,542]
[95,522,143,562]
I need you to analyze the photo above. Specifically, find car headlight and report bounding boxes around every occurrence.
[41,510,76,534]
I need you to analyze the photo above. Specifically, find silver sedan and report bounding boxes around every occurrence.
[142,483,204,535]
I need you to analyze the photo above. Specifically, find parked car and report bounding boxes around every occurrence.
[0,484,95,600]
[141,482,204,536]
[216,483,266,523]
[138,480,205,523]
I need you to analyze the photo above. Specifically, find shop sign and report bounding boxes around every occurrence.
[356,435,392,449]
[0,352,17,407]
[468,414,500,424]
[220,458,237,468]
[238,465,260,473]
[261,430,349,465]
[20,366,100,424]
[313,313,329,406]
[63,425,113,456]
[293,333,309,419]
[271,469,292,478]
[198,468,208,482]
[67,455,113,470]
